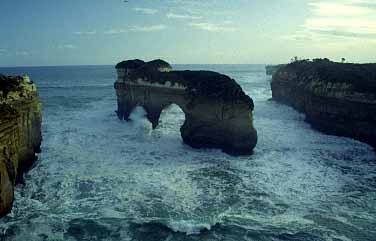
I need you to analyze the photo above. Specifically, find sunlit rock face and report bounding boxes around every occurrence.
[114,59,257,155]
[0,75,42,217]
[271,59,376,148]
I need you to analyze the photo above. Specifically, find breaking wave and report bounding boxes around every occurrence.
[0,65,375,241]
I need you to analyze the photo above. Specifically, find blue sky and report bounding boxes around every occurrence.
[0,0,375,66]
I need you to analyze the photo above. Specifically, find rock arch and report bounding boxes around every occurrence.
[158,104,186,130]
[114,59,257,155]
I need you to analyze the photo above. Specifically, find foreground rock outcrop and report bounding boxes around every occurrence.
[0,74,42,217]
[115,59,257,155]
[271,59,376,148]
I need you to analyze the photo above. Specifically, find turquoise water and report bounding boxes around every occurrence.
[0,65,375,241]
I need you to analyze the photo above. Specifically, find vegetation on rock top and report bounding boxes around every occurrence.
[0,74,23,98]
[278,59,376,93]
[146,59,172,70]
[124,61,253,109]
[115,59,172,71]
[115,59,145,69]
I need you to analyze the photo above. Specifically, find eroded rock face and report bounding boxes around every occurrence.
[114,59,257,155]
[271,59,376,148]
[266,64,285,76]
[0,74,42,217]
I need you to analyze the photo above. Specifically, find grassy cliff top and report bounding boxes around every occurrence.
[146,59,172,70]
[115,59,171,70]
[116,58,253,108]
[129,67,253,109]
[278,59,376,93]
[115,59,145,69]
[0,74,36,102]
[0,74,23,98]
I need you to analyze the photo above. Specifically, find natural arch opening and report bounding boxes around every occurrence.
[156,104,186,136]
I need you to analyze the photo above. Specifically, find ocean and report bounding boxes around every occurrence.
[0,65,375,241]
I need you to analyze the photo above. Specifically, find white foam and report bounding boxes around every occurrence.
[2,65,375,241]
[166,220,213,235]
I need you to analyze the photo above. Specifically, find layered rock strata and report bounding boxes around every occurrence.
[271,59,376,148]
[0,74,42,217]
[115,59,257,155]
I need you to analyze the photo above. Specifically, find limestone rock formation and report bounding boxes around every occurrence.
[115,59,257,155]
[0,74,42,217]
[266,64,285,76]
[271,59,376,148]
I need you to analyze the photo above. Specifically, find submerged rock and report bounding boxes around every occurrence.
[0,74,42,217]
[271,59,376,148]
[114,59,257,155]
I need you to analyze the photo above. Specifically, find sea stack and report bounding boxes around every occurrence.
[114,59,257,155]
[0,74,42,217]
[271,59,376,148]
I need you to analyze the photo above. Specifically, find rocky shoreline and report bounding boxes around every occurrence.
[0,74,42,217]
[115,59,257,155]
[271,59,376,148]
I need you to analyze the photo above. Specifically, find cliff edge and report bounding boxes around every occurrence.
[114,59,257,155]
[0,74,42,217]
[271,59,376,148]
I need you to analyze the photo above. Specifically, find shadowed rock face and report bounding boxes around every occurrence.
[271,59,376,148]
[114,59,257,155]
[0,74,42,217]
[265,64,285,76]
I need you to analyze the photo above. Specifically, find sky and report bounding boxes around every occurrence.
[0,0,375,66]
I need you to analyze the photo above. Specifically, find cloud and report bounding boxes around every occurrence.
[105,25,167,34]
[287,0,376,42]
[74,30,96,35]
[129,25,167,32]
[167,13,202,20]
[16,51,30,56]
[303,17,376,35]
[309,1,373,17]
[104,29,127,35]
[58,44,76,49]
[313,29,376,38]
[133,7,158,15]
[167,0,235,17]
[189,22,236,32]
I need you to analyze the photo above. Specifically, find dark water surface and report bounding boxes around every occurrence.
[0,65,375,241]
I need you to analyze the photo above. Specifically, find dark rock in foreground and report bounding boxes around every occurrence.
[114,59,257,155]
[271,59,376,148]
[0,74,42,217]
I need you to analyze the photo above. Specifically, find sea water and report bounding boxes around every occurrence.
[0,65,375,241]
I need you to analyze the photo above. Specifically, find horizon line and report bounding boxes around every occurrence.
[0,63,269,68]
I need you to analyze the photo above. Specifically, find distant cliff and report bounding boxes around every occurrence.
[115,59,257,155]
[266,65,285,76]
[271,59,376,148]
[0,74,42,217]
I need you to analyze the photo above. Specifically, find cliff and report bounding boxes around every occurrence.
[266,64,285,76]
[0,74,42,217]
[271,59,376,148]
[115,59,257,155]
